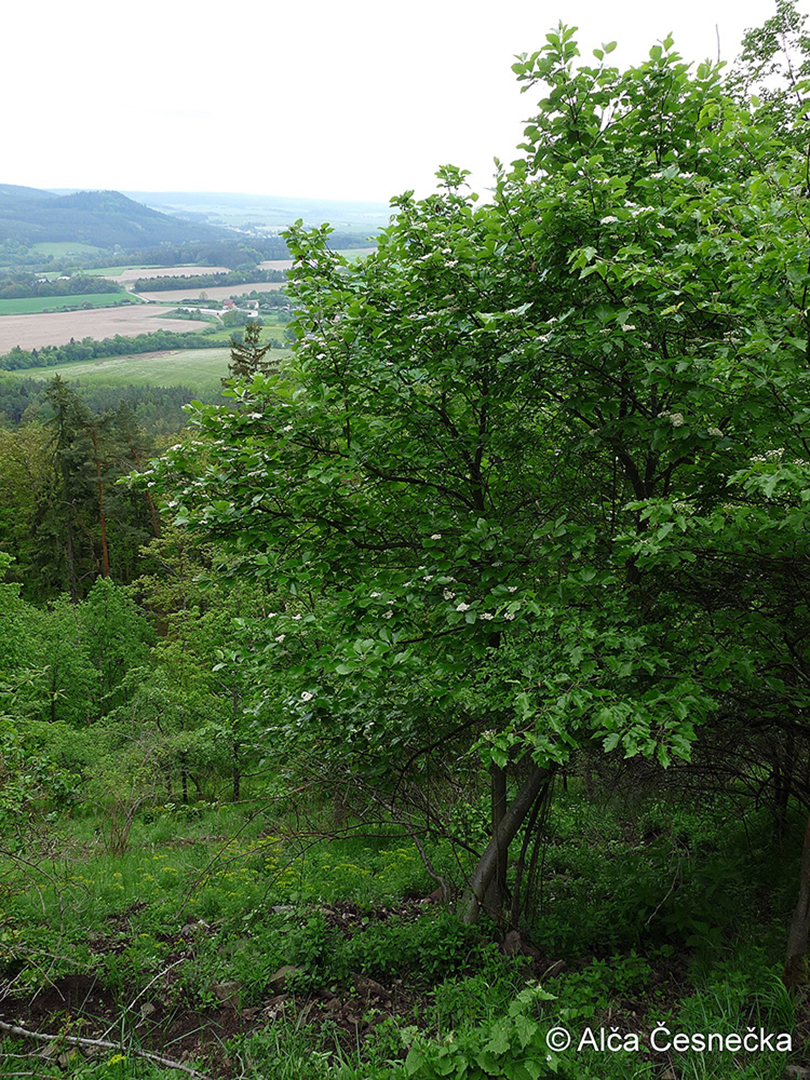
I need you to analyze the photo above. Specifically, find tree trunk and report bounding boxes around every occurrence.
[461,763,552,925]
[784,811,810,985]
[90,428,110,578]
[483,763,508,921]
[180,752,188,806]
[232,740,241,802]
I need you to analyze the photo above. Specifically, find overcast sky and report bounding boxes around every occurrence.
[6,0,806,204]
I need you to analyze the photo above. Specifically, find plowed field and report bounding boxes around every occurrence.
[136,282,286,302]
[0,306,206,352]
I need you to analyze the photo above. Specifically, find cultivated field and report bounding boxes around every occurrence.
[108,265,230,283]
[258,258,294,272]
[5,347,237,390]
[86,264,156,277]
[0,294,137,316]
[0,305,207,353]
[135,282,286,302]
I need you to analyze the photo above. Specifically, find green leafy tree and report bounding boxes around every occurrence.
[142,15,810,940]
[132,526,273,801]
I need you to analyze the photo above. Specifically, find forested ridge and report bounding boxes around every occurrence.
[0,273,125,300]
[131,269,287,293]
[4,8,810,1079]
[0,189,226,250]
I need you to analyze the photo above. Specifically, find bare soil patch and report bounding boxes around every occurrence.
[0,307,208,353]
[136,283,286,303]
[258,258,294,272]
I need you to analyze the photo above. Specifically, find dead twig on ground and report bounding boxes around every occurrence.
[0,1019,213,1079]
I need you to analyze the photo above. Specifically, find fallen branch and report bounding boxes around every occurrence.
[0,1019,212,1079]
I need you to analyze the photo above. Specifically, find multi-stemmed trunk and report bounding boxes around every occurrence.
[461,762,553,926]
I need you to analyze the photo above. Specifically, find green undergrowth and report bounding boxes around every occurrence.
[0,787,807,1078]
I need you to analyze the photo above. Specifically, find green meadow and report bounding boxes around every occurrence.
[6,347,240,390]
[0,293,137,315]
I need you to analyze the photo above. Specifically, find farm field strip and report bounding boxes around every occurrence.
[86,264,163,277]
[136,282,286,302]
[3,347,239,389]
[0,294,139,316]
[108,264,230,283]
[0,306,210,353]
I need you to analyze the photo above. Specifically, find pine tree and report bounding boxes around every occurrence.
[225,321,275,382]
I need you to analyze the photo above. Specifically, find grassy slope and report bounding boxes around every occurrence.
[1,347,246,390]
[0,785,802,1080]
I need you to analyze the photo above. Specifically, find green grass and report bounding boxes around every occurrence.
[3,347,242,390]
[0,782,803,1080]
[0,293,137,315]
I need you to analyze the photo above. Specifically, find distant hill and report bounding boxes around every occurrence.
[123,190,391,234]
[0,184,59,204]
[0,187,229,250]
